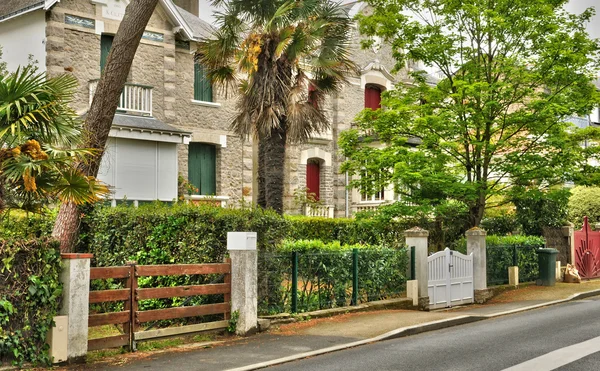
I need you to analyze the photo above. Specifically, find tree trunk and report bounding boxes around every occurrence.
[263,121,287,214]
[468,192,487,228]
[257,136,267,209]
[52,0,159,252]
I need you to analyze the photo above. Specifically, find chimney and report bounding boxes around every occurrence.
[173,0,199,17]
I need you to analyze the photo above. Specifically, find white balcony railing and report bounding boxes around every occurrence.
[89,80,153,116]
[304,204,335,218]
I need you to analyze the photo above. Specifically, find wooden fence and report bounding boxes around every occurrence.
[88,260,231,351]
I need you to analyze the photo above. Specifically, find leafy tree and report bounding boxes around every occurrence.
[0,66,107,214]
[340,0,600,227]
[197,0,358,214]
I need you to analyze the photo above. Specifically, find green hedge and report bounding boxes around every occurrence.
[258,240,408,314]
[455,235,545,285]
[0,238,62,367]
[0,211,55,239]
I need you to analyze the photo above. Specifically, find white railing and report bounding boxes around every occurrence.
[183,195,229,208]
[304,204,335,218]
[309,128,333,141]
[89,80,153,116]
[353,202,386,214]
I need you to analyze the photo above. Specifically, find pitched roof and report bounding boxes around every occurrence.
[174,5,213,39]
[0,0,44,22]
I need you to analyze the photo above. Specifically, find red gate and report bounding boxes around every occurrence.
[574,217,600,279]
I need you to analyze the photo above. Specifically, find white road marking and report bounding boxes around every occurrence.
[503,335,600,371]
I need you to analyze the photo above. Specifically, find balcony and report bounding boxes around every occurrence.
[89,80,153,116]
[304,204,335,218]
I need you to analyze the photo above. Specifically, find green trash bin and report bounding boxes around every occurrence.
[536,248,559,286]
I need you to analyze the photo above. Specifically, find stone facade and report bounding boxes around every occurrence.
[35,0,408,214]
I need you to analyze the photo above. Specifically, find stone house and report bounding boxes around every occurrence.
[0,0,416,216]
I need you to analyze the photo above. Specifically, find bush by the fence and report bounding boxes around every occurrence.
[258,240,408,314]
[0,238,62,367]
[568,186,600,227]
[0,211,55,239]
[480,213,520,235]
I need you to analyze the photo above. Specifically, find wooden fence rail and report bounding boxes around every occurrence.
[88,260,231,352]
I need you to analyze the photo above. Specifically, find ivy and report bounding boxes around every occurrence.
[0,238,62,367]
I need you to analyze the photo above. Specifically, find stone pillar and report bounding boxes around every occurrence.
[227,232,258,336]
[562,223,575,265]
[59,253,93,363]
[595,223,600,231]
[405,227,429,310]
[467,228,492,303]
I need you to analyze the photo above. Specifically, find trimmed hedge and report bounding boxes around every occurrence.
[0,238,62,367]
[568,186,600,227]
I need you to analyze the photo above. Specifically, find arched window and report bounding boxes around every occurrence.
[364,84,383,110]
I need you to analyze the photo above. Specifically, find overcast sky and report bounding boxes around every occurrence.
[196,0,598,39]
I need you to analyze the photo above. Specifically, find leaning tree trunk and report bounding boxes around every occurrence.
[263,121,287,214]
[52,0,160,252]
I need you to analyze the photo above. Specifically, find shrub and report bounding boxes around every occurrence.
[510,187,570,236]
[0,210,56,239]
[568,186,600,227]
[0,238,62,367]
[480,212,520,235]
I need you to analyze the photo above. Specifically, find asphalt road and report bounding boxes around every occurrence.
[268,297,600,371]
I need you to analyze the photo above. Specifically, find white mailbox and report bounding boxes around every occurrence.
[227,232,257,251]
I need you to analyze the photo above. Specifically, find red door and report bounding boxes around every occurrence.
[306,162,320,201]
[365,85,382,109]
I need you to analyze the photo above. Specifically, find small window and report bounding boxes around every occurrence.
[306,160,320,201]
[100,34,114,72]
[364,84,382,110]
[194,63,213,102]
[188,143,216,195]
[361,188,384,202]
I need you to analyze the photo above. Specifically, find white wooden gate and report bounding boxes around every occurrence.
[428,248,474,309]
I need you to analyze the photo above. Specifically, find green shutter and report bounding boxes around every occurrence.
[188,143,216,195]
[100,34,114,72]
[194,63,213,102]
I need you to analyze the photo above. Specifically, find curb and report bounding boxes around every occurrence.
[225,289,600,371]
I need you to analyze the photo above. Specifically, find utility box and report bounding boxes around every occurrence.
[46,315,68,364]
[227,232,257,251]
[536,248,559,286]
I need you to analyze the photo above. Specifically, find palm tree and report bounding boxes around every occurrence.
[198,0,358,214]
[0,66,107,214]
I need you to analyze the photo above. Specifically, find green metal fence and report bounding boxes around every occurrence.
[487,244,541,285]
[258,248,409,315]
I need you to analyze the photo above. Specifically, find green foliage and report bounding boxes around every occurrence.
[227,310,239,334]
[258,240,408,314]
[480,212,520,236]
[0,66,108,213]
[343,0,600,227]
[454,234,544,285]
[0,238,62,366]
[568,186,600,227]
[510,188,570,236]
[0,210,56,239]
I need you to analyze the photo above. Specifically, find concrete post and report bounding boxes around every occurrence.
[508,266,519,287]
[227,232,258,336]
[562,224,575,265]
[59,253,93,363]
[466,228,491,303]
[404,227,429,310]
[595,223,600,232]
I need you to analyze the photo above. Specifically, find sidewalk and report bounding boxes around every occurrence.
[67,281,600,371]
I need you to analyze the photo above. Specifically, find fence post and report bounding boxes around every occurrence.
[562,223,575,265]
[404,227,429,310]
[352,248,358,306]
[58,253,93,363]
[466,228,490,303]
[227,232,258,336]
[291,251,298,313]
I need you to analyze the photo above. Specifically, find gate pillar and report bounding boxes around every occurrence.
[59,253,93,363]
[405,227,429,310]
[227,232,258,336]
[466,228,491,303]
